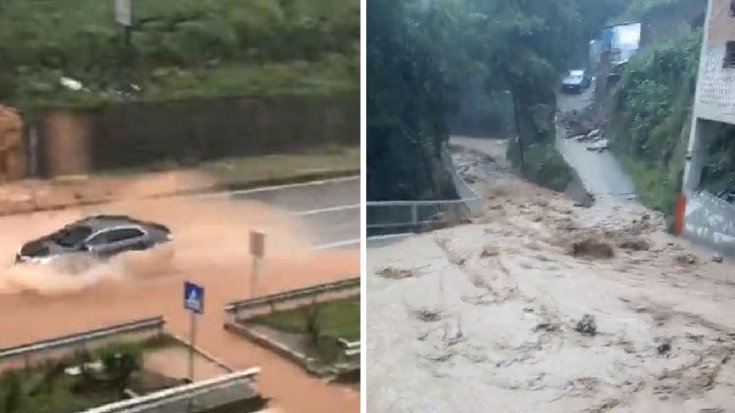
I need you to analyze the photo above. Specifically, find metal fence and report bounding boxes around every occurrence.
[366,199,474,235]
[367,145,483,235]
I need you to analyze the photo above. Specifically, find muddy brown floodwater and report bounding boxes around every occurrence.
[368,140,735,413]
[0,177,359,413]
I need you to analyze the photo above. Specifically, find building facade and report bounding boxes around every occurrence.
[680,0,735,255]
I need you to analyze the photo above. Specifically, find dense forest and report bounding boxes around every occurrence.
[0,0,359,111]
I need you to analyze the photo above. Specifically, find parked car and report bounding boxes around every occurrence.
[561,69,592,94]
[16,215,172,264]
[716,185,735,204]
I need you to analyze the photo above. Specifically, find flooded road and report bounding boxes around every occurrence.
[0,178,360,413]
[367,140,735,413]
[556,81,637,204]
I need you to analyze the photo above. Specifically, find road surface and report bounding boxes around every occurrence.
[199,176,360,250]
[0,177,360,413]
[556,81,637,204]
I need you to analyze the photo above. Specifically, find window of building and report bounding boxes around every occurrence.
[731,0,735,16]
[726,42,735,69]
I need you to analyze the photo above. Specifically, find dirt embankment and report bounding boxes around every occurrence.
[0,174,360,413]
[0,171,217,216]
[368,140,735,413]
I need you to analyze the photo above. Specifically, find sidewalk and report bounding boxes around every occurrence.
[0,151,359,216]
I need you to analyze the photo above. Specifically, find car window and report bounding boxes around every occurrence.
[52,225,93,248]
[87,228,145,246]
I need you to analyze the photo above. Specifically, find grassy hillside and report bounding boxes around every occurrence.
[0,0,359,111]
[609,31,700,215]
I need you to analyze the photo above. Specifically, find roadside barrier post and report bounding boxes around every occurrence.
[183,281,204,398]
[249,230,265,298]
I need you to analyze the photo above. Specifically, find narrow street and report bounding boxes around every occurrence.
[556,81,637,205]
[367,138,735,412]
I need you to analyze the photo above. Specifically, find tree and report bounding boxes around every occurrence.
[367,0,628,197]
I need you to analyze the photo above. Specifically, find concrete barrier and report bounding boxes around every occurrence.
[684,190,735,257]
[225,278,360,323]
[79,368,264,413]
[224,279,360,376]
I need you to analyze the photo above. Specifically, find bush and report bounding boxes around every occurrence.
[2,371,22,413]
[98,343,142,374]
[524,144,573,191]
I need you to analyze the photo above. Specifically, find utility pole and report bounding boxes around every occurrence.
[511,90,525,177]
[115,0,133,46]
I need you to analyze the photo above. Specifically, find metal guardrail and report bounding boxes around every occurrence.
[366,199,473,232]
[80,368,261,413]
[225,277,360,314]
[366,144,482,235]
[338,338,360,358]
[0,317,165,363]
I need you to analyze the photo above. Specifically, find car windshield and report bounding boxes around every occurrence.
[50,225,93,248]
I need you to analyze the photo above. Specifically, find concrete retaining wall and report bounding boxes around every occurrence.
[683,191,735,256]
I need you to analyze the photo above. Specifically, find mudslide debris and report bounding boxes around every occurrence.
[575,314,597,336]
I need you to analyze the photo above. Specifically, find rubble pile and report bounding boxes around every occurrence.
[558,107,610,153]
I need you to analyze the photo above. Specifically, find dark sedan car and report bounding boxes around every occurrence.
[16,215,172,264]
[561,69,592,94]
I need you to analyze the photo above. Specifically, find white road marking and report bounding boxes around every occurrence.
[313,239,360,250]
[290,204,359,217]
[188,176,359,200]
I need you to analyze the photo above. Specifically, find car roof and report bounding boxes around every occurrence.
[70,215,157,233]
[569,70,585,76]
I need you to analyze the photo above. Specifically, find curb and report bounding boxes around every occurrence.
[169,332,234,374]
[0,168,359,217]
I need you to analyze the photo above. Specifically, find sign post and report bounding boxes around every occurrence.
[114,0,133,45]
[249,230,265,298]
[183,281,204,384]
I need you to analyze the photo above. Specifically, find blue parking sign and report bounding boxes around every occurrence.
[184,281,204,314]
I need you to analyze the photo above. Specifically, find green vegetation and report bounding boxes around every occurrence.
[0,0,359,111]
[523,144,574,192]
[0,335,177,413]
[202,146,360,185]
[96,145,359,184]
[609,31,700,214]
[367,0,626,200]
[250,297,360,341]
[0,369,119,413]
[699,123,735,196]
[619,0,693,21]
